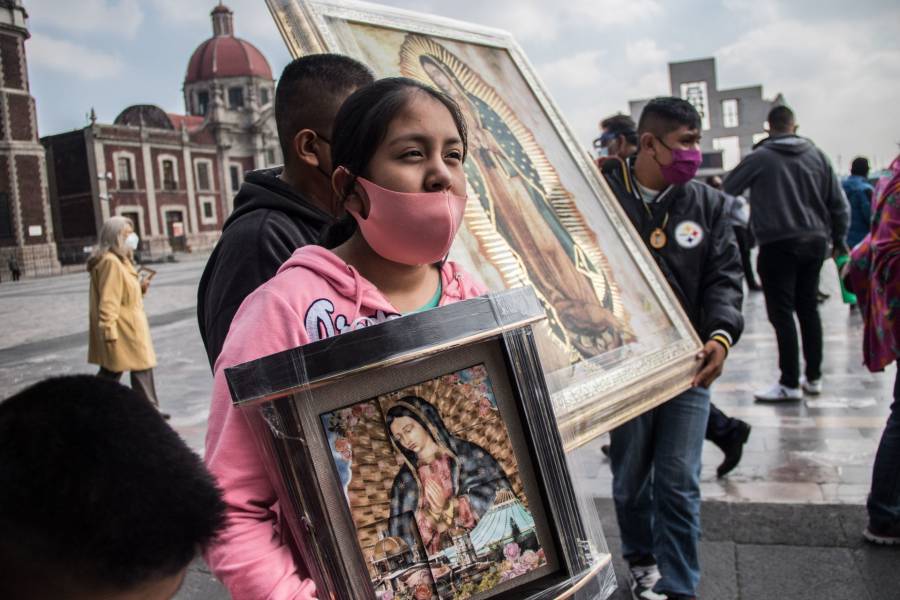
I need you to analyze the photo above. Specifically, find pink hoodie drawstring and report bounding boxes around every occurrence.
[349,266,365,326]
[442,272,464,304]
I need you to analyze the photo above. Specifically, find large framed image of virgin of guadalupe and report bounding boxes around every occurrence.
[226,289,615,600]
[265,0,703,446]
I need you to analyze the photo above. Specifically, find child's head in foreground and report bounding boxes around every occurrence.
[0,376,225,600]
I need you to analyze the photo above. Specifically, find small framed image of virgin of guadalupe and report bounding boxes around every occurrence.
[137,266,156,284]
[226,288,612,600]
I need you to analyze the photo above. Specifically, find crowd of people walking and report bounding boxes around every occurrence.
[595,99,897,600]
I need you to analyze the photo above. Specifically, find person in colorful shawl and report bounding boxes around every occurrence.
[844,154,900,545]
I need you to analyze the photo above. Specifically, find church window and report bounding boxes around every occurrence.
[199,195,217,224]
[722,99,739,128]
[162,159,177,190]
[116,156,134,189]
[228,86,244,108]
[229,165,240,192]
[260,87,270,106]
[0,192,12,238]
[196,161,211,191]
[197,90,209,116]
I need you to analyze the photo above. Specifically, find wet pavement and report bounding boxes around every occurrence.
[0,255,213,452]
[1,253,896,599]
[2,252,890,501]
[601,498,896,600]
[577,258,896,505]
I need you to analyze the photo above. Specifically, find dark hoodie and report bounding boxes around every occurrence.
[197,167,332,368]
[723,134,848,247]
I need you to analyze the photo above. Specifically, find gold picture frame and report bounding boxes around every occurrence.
[265,0,702,447]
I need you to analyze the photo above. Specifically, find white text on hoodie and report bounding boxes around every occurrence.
[304,298,400,342]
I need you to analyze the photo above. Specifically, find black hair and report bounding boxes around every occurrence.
[385,397,441,468]
[601,114,639,144]
[274,54,374,162]
[321,77,468,248]
[0,376,225,595]
[637,97,702,139]
[767,105,795,132]
[851,156,870,177]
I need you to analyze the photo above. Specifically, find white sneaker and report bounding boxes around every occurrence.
[629,563,667,600]
[754,382,802,402]
[801,377,822,395]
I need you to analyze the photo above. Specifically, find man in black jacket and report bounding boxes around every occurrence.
[197,55,373,368]
[724,106,848,401]
[603,97,744,600]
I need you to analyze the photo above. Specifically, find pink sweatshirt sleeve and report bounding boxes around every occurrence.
[204,288,317,600]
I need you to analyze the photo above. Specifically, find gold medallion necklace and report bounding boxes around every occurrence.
[649,215,669,249]
[637,183,669,250]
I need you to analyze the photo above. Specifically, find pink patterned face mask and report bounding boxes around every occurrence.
[347,176,467,266]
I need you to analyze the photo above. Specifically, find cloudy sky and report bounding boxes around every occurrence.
[25,0,900,171]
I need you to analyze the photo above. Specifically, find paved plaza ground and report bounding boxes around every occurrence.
[1,252,896,598]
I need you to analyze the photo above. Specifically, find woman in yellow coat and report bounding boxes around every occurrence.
[87,216,162,413]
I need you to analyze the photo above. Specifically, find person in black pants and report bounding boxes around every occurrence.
[8,255,20,281]
[757,235,828,392]
[843,162,900,544]
[724,105,848,402]
[704,175,753,475]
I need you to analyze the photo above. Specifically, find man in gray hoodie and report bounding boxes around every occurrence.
[724,105,848,402]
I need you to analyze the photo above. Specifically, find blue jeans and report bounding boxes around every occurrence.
[867,364,900,530]
[609,386,710,597]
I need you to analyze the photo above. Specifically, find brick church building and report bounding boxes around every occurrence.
[38,2,280,266]
[0,0,59,277]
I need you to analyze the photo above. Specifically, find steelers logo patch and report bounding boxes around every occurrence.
[674,220,704,248]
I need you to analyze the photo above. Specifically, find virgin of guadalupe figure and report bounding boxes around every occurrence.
[385,395,512,556]
[399,35,635,361]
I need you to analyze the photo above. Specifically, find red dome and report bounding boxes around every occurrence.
[185,35,272,84]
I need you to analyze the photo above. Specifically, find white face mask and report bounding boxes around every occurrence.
[124,232,140,251]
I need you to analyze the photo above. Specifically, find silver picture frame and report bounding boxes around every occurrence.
[226,289,613,600]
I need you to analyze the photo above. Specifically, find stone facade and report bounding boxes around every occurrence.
[0,0,60,278]
[629,57,785,176]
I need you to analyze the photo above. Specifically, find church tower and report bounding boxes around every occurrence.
[0,0,59,277]
[183,2,280,209]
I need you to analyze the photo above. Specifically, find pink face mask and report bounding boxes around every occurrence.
[655,138,703,185]
[347,176,468,266]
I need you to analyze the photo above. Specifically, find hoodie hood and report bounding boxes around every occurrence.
[269,245,484,339]
[754,134,813,155]
[223,167,332,233]
[724,132,848,247]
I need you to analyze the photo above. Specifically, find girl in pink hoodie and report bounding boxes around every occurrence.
[204,78,486,599]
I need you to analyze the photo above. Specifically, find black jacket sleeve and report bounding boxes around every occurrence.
[699,200,745,344]
[199,212,303,369]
